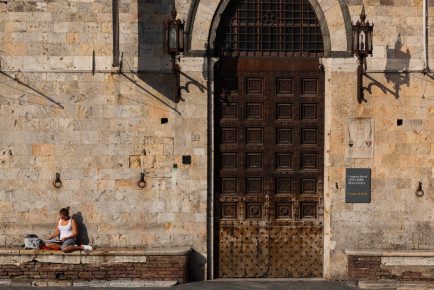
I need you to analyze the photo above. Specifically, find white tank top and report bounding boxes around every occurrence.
[59,218,74,239]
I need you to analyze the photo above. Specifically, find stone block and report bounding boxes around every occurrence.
[114,179,133,190]
[97,180,115,190]
[66,32,78,44]
[4,43,28,56]
[73,56,92,70]
[129,155,141,168]
[32,144,54,156]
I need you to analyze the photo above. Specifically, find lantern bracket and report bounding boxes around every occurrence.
[163,5,185,103]
[351,6,374,104]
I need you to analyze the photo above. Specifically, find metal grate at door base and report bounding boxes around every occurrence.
[217,0,324,57]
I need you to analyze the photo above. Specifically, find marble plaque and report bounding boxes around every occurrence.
[346,117,374,159]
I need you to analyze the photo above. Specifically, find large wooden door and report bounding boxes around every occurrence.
[215,58,324,278]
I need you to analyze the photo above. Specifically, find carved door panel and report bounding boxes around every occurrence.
[215,58,324,278]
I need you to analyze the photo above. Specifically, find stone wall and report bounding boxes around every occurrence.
[0,0,208,280]
[325,66,434,279]
[1,0,433,282]
[323,0,434,279]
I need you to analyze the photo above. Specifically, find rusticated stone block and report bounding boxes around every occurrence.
[32,144,54,156]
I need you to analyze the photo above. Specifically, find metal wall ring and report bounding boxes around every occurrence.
[138,172,146,188]
[53,173,62,189]
[138,180,147,188]
[53,180,62,189]
[415,182,424,197]
[415,189,424,197]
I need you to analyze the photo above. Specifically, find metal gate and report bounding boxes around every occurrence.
[215,57,324,278]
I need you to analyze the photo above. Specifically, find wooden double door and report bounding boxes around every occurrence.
[215,58,324,278]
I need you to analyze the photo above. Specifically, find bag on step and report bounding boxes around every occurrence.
[24,234,40,249]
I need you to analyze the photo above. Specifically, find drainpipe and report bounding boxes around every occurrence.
[112,0,120,67]
[423,0,430,71]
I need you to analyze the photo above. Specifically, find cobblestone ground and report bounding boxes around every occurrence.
[0,279,356,290]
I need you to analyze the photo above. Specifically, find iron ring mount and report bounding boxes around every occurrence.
[53,173,62,189]
[415,182,424,197]
[138,172,147,188]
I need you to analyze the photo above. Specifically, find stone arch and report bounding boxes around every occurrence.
[187,0,352,56]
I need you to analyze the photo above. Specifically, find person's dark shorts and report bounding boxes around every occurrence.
[60,238,76,250]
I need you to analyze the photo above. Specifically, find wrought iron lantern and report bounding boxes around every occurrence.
[163,5,185,103]
[351,6,374,103]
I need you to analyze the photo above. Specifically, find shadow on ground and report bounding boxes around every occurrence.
[0,279,356,290]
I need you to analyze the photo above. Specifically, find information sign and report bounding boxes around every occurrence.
[345,168,371,203]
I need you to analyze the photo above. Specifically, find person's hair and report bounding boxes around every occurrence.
[59,207,70,216]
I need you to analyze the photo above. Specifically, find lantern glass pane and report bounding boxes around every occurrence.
[164,27,168,51]
[367,29,373,52]
[352,29,358,52]
[169,27,177,49]
[178,26,184,50]
[359,30,365,51]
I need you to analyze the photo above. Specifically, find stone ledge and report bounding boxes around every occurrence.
[0,279,178,287]
[0,247,192,265]
[346,249,434,283]
[345,249,434,257]
[0,247,191,284]
[358,280,434,289]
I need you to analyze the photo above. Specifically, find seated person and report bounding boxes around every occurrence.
[46,207,92,253]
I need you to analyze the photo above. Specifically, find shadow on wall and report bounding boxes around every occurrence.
[134,0,176,105]
[365,34,411,99]
[385,34,411,98]
[72,212,89,246]
[190,249,207,281]
[134,0,209,106]
[0,71,64,109]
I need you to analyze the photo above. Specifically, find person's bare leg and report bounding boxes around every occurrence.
[62,245,84,253]
[45,243,61,249]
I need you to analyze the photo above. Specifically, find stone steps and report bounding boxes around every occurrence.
[357,280,434,289]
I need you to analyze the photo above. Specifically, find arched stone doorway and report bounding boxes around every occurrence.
[213,0,325,278]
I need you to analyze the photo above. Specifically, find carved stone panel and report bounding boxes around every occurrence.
[346,117,374,159]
